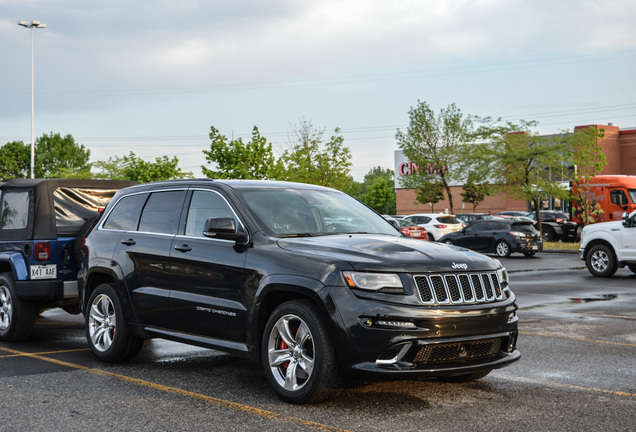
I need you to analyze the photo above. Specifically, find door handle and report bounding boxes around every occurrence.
[174,244,192,252]
[121,239,136,246]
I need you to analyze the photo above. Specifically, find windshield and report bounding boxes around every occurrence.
[238,188,400,237]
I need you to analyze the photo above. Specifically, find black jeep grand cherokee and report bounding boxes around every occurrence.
[79,179,519,404]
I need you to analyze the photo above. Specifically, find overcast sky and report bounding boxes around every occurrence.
[2,0,635,180]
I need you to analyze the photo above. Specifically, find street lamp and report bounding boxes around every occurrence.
[18,20,47,179]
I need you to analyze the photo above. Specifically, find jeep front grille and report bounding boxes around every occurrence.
[414,272,503,305]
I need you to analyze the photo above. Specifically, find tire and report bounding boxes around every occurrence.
[0,272,37,342]
[628,264,636,274]
[261,300,342,404]
[438,369,492,383]
[495,241,511,258]
[522,251,536,257]
[444,239,454,245]
[541,226,555,242]
[85,283,144,362]
[74,215,102,265]
[428,234,436,242]
[585,244,617,278]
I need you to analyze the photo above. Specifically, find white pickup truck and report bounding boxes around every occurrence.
[579,210,636,277]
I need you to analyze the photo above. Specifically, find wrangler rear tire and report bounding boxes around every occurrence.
[0,272,36,342]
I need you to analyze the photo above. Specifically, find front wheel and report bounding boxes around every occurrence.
[586,244,617,277]
[0,272,36,342]
[262,300,342,404]
[86,283,144,362]
[495,241,511,257]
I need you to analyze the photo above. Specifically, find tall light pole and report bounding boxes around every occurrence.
[18,20,46,179]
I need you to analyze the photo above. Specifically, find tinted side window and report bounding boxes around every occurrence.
[185,190,237,237]
[611,190,628,206]
[469,221,487,232]
[103,193,147,231]
[1,191,30,230]
[138,191,186,235]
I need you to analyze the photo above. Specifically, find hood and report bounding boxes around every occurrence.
[583,220,623,234]
[276,234,501,273]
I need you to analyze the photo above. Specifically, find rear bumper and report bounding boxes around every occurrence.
[14,280,78,301]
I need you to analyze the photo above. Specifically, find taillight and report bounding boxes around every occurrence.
[433,224,447,229]
[35,242,50,261]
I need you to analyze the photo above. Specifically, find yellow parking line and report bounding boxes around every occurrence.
[493,374,636,399]
[520,331,636,348]
[0,346,351,432]
[0,348,89,358]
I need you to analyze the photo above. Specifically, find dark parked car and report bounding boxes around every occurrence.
[456,213,495,224]
[80,179,519,404]
[497,211,529,217]
[526,210,578,242]
[0,179,136,341]
[439,218,543,257]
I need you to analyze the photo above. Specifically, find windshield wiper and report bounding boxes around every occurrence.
[276,233,314,238]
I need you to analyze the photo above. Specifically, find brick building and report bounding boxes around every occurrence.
[394,123,636,215]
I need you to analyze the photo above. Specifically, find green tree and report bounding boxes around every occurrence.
[120,152,193,182]
[473,119,573,234]
[202,126,279,179]
[414,180,445,212]
[280,120,352,190]
[93,156,127,180]
[353,167,396,214]
[461,172,491,212]
[35,132,92,178]
[396,101,474,213]
[571,126,607,225]
[0,141,30,181]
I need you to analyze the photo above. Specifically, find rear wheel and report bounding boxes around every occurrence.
[495,241,511,257]
[86,283,144,362]
[542,226,555,242]
[628,264,636,274]
[262,300,342,404]
[522,251,536,257]
[444,239,453,245]
[586,244,617,277]
[0,273,36,342]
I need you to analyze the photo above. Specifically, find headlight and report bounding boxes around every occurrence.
[343,271,404,293]
[496,266,509,289]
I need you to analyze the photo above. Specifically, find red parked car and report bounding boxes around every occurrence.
[398,218,429,240]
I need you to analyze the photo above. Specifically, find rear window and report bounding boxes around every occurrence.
[437,216,461,224]
[511,222,537,233]
[54,187,122,236]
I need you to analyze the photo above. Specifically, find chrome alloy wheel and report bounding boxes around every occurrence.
[267,314,315,392]
[590,249,610,272]
[88,293,117,352]
[496,241,510,257]
[0,285,12,331]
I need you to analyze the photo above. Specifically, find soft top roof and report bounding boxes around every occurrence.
[1,179,138,240]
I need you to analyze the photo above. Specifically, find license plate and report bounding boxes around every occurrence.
[532,245,539,250]
[30,264,57,280]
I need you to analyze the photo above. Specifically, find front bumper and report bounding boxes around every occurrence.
[325,284,520,380]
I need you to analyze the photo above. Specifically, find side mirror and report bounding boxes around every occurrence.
[203,217,248,242]
[622,212,630,228]
[387,219,400,229]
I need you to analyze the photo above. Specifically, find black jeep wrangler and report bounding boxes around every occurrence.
[0,179,136,341]
[80,179,520,404]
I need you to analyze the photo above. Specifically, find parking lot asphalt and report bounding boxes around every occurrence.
[496,249,584,273]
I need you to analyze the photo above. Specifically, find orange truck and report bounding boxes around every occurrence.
[571,175,636,225]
